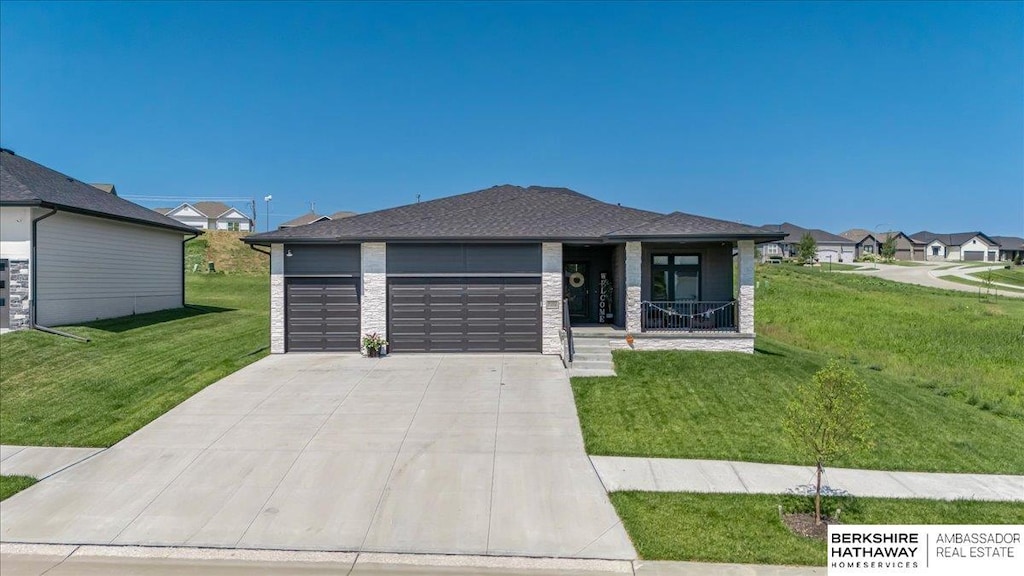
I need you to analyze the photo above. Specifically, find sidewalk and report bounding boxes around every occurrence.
[591,456,1024,501]
[0,445,103,479]
[0,544,823,575]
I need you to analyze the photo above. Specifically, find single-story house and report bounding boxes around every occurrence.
[158,201,253,231]
[839,228,880,259]
[242,185,784,356]
[279,210,356,229]
[0,149,197,332]
[839,229,922,261]
[992,236,1024,262]
[760,223,855,263]
[910,231,1000,262]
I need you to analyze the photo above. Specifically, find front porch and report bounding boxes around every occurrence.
[555,239,757,354]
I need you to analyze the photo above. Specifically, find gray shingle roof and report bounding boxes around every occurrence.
[191,201,233,218]
[328,210,357,220]
[1,149,197,233]
[992,236,1024,250]
[244,185,784,244]
[279,212,330,228]
[910,231,996,247]
[607,211,775,238]
[761,223,854,245]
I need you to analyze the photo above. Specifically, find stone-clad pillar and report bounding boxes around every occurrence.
[270,244,285,353]
[360,242,387,353]
[541,243,563,355]
[738,240,755,335]
[625,241,642,334]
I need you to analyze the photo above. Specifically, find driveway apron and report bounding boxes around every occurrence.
[0,354,635,560]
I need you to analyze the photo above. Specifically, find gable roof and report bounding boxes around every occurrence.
[192,201,233,218]
[909,231,996,247]
[279,211,330,228]
[0,149,196,233]
[90,183,117,195]
[328,210,357,220]
[839,228,876,243]
[244,185,783,244]
[992,236,1024,250]
[761,223,855,245]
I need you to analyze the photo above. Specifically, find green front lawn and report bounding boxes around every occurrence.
[0,274,269,447]
[573,266,1024,474]
[0,476,37,501]
[969,268,1024,288]
[611,492,1024,565]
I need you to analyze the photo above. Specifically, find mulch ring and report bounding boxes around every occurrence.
[782,513,838,540]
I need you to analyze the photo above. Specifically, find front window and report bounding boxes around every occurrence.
[651,254,700,301]
[227,222,241,232]
[932,246,941,256]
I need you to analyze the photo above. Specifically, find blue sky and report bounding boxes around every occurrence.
[1,1,1021,234]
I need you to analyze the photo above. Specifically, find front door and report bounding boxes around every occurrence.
[564,262,589,321]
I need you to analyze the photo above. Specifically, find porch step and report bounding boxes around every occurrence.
[569,336,616,377]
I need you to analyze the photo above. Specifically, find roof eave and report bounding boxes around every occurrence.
[17,201,201,234]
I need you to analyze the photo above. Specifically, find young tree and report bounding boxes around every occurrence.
[797,233,817,264]
[785,360,873,525]
[881,234,898,261]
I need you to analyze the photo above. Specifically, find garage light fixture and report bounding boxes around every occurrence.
[286,249,293,257]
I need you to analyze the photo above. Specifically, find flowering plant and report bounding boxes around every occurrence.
[362,332,388,357]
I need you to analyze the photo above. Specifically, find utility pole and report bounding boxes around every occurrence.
[250,199,257,231]
[264,195,273,232]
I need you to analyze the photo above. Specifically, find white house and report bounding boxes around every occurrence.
[158,201,252,231]
[0,149,197,332]
[910,231,1000,262]
[760,223,856,263]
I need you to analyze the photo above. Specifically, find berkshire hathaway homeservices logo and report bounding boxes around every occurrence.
[828,525,1021,575]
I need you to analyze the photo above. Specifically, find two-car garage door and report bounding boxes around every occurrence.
[388,277,541,353]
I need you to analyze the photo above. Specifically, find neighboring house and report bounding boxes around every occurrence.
[839,228,880,259]
[909,231,1000,262]
[839,229,922,261]
[278,210,357,229]
[90,183,118,195]
[760,223,855,263]
[0,149,197,332]
[161,201,252,231]
[992,236,1024,262]
[243,185,783,356]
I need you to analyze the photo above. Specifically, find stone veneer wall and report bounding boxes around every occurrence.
[360,242,387,354]
[738,240,755,335]
[625,241,642,334]
[270,245,285,353]
[541,242,563,354]
[5,259,31,331]
[609,335,754,354]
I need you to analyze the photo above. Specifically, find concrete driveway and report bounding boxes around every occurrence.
[0,354,634,559]
[850,262,1024,298]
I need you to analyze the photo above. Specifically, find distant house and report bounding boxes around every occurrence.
[760,223,855,262]
[839,228,880,260]
[159,201,252,231]
[278,210,356,230]
[839,229,922,261]
[992,236,1024,262]
[0,149,196,332]
[909,231,999,262]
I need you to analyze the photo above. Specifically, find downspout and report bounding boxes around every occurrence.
[182,231,200,309]
[31,208,89,342]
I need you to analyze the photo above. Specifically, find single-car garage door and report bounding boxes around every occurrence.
[286,278,360,351]
[388,277,541,353]
[963,251,984,261]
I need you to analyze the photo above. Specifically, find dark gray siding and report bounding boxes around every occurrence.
[284,244,360,275]
[641,242,735,302]
[387,243,541,275]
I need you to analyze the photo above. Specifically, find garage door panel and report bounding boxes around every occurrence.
[286,278,360,352]
[388,277,541,353]
[963,251,984,261]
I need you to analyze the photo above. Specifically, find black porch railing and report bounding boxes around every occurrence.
[563,298,574,363]
[641,300,738,332]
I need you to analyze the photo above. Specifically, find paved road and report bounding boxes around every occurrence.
[0,354,634,559]
[849,263,1024,298]
[0,544,823,575]
[591,457,1024,501]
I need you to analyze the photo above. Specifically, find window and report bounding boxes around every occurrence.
[651,254,700,301]
[932,246,941,256]
[226,222,240,232]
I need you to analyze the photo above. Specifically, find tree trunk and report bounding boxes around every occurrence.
[814,460,823,525]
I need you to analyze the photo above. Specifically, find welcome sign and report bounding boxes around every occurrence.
[829,525,1022,575]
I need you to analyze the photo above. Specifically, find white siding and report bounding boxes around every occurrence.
[0,206,33,260]
[35,212,185,325]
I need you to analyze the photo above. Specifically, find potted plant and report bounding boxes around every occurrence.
[362,332,388,358]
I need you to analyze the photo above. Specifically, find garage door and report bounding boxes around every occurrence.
[286,278,360,352]
[963,251,984,261]
[388,277,541,353]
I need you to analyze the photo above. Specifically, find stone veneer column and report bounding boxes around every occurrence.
[7,260,31,331]
[360,242,387,354]
[541,242,562,355]
[738,240,755,335]
[270,244,285,353]
[625,241,642,334]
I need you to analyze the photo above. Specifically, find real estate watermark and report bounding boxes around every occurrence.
[828,525,1022,575]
